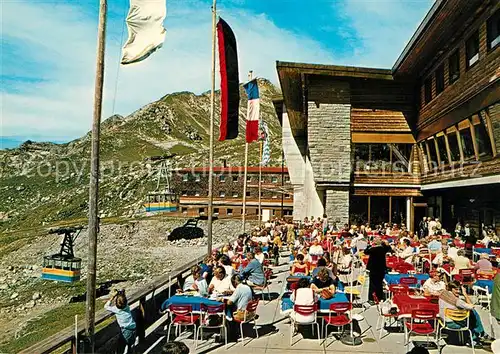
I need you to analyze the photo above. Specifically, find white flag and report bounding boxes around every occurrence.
[121,0,167,65]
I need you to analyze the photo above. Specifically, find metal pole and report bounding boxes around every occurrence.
[242,71,253,233]
[85,0,106,351]
[258,141,263,226]
[207,0,217,255]
[281,149,284,218]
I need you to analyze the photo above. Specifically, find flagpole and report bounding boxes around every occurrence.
[207,0,217,256]
[242,71,253,233]
[258,140,263,226]
[86,0,106,350]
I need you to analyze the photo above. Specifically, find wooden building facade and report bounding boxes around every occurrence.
[274,0,500,233]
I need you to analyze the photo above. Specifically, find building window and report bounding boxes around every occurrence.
[195,174,201,182]
[466,31,480,69]
[246,191,251,197]
[424,77,432,104]
[214,208,219,215]
[194,191,200,196]
[436,134,449,165]
[284,209,293,216]
[448,50,460,84]
[458,120,475,160]
[426,139,438,169]
[260,192,264,197]
[199,208,205,215]
[227,208,233,216]
[435,64,445,95]
[181,207,187,214]
[354,143,370,171]
[446,127,461,162]
[260,177,265,183]
[285,194,291,199]
[487,9,500,50]
[219,191,225,198]
[182,190,188,196]
[272,194,278,199]
[271,176,278,183]
[232,176,238,182]
[219,175,225,182]
[370,144,391,171]
[284,176,290,183]
[472,114,493,158]
[247,176,252,182]
[182,174,189,182]
[232,192,238,198]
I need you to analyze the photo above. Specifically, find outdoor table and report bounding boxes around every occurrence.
[474,248,493,255]
[281,292,349,314]
[161,294,223,312]
[392,294,439,318]
[285,275,344,292]
[384,273,429,286]
[475,279,494,293]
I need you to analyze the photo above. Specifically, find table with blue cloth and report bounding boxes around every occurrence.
[281,292,349,314]
[161,295,223,312]
[384,273,429,286]
[475,279,494,293]
[285,275,344,292]
[474,248,493,254]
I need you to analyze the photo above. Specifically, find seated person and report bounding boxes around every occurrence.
[439,280,490,347]
[432,248,451,267]
[218,254,235,277]
[200,255,214,283]
[240,252,265,287]
[290,278,318,322]
[291,253,309,275]
[309,239,324,257]
[423,271,445,296]
[475,253,493,272]
[254,246,265,264]
[398,239,414,264]
[311,268,337,299]
[208,266,234,295]
[300,247,312,263]
[428,236,442,253]
[218,275,254,321]
[182,265,208,296]
[337,248,352,274]
[451,249,472,275]
[311,257,335,279]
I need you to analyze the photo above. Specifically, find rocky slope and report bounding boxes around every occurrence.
[0,78,281,233]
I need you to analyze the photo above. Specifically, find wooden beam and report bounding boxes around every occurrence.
[482,108,498,157]
[443,132,453,165]
[469,116,480,161]
[456,128,465,162]
[352,133,416,144]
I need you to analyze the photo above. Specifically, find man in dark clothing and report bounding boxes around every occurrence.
[418,217,428,239]
[365,238,392,302]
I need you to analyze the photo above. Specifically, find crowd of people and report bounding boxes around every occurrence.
[104,214,500,352]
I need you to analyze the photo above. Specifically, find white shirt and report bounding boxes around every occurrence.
[223,265,235,277]
[290,287,318,323]
[255,253,265,264]
[448,247,458,261]
[209,274,235,294]
[399,246,414,263]
[423,278,445,295]
[340,254,352,270]
[309,245,324,256]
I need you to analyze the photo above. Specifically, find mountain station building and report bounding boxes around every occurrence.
[273,0,500,234]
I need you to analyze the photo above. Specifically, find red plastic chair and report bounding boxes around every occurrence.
[404,309,438,351]
[323,302,352,345]
[167,304,200,344]
[395,263,415,273]
[454,269,475,287]
[389,284,409,298]
[254,269,272,304]
[290,303,320,346]
[197,304,227,348]
[233,300,259,346]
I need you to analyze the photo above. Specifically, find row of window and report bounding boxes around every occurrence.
[180,190,292,199]
[420,109,494,169]
[181,174,290,183]
[353,143,413,172]
[181,207,293,216]
[422,9,500,106]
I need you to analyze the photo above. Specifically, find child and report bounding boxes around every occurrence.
[104,289,136,354]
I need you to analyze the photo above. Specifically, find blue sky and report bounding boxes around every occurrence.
[1,0,433,148]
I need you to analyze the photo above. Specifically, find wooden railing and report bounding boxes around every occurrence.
[20,253,208,354]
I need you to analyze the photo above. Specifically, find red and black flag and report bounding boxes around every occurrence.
[217,18,239,141]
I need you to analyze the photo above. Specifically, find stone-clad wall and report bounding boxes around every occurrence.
[325,189,349,226]
[307,101,351,183]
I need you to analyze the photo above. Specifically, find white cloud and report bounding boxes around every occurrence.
[1,1,336,141]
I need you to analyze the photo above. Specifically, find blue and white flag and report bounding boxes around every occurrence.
[260,121,270,166]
